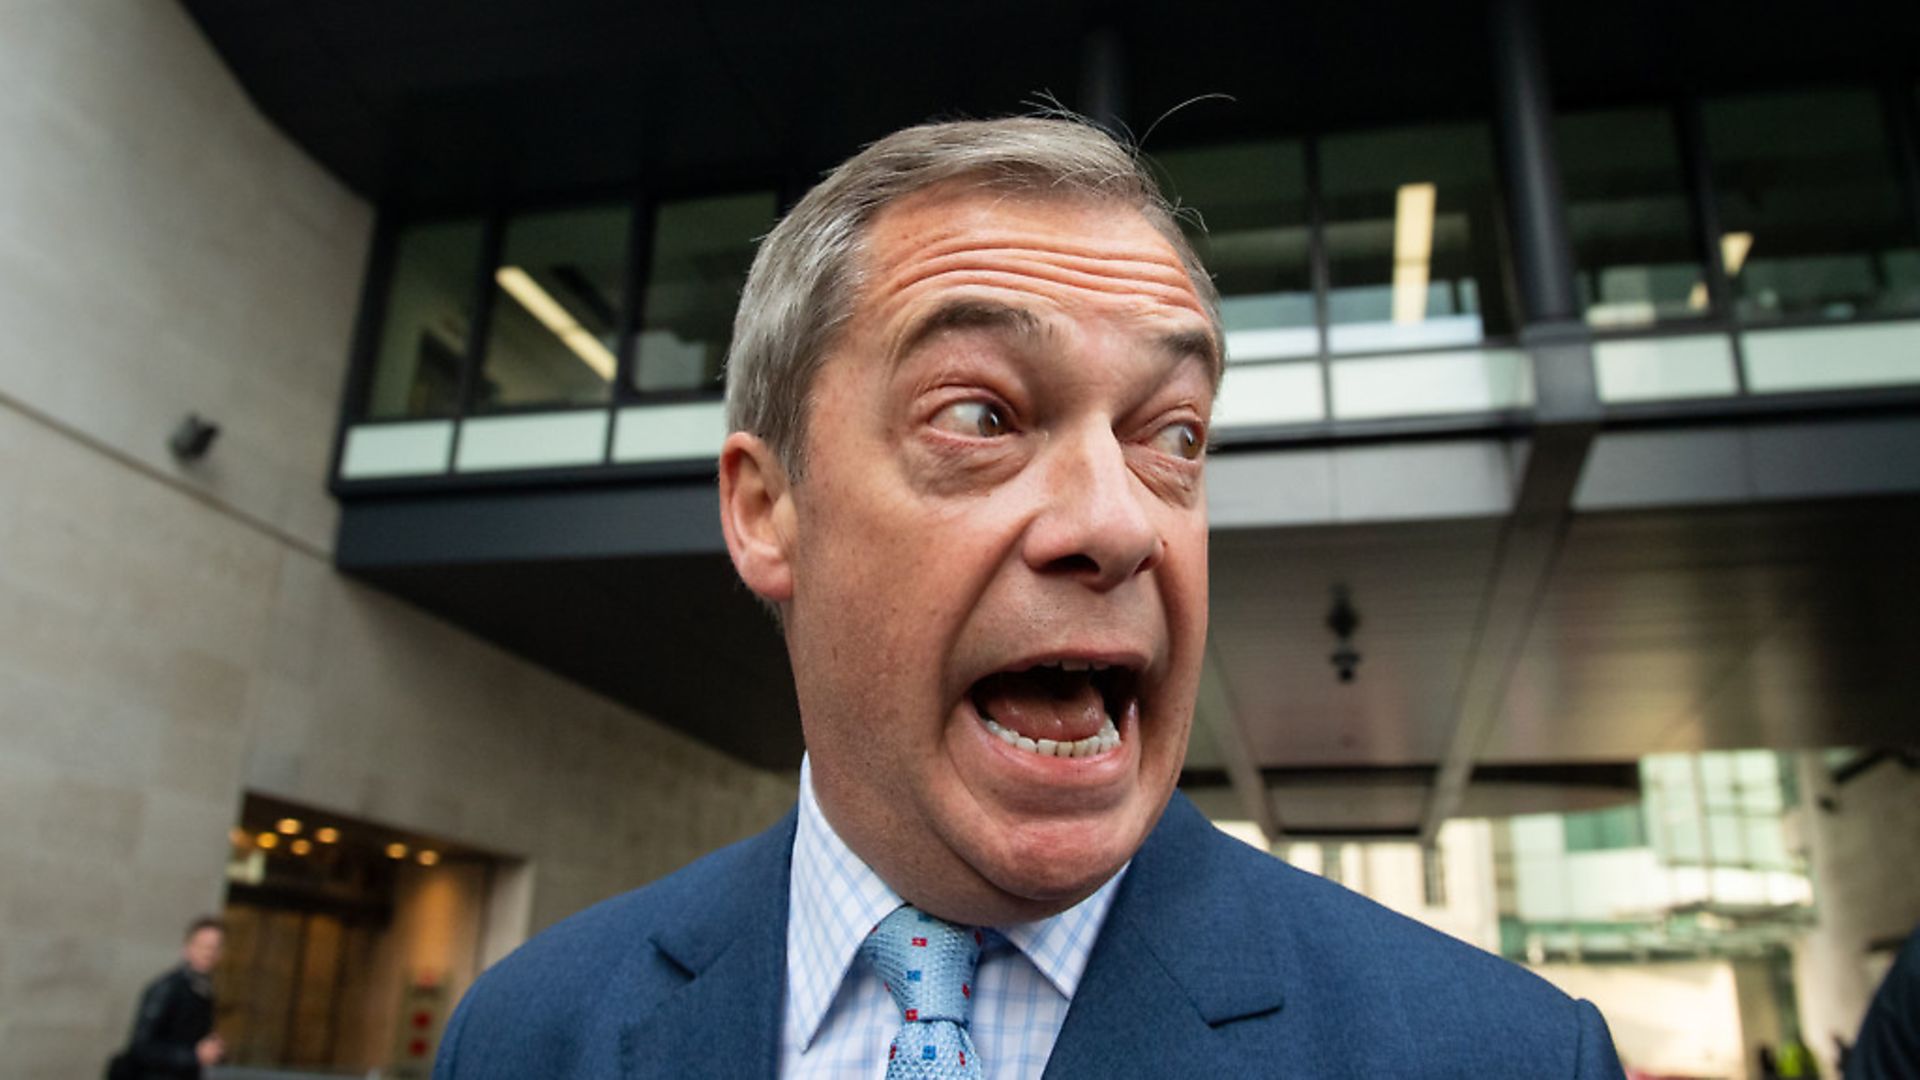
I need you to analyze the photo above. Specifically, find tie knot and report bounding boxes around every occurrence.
[860,905,983,1026]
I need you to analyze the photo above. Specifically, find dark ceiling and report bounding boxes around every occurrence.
[354,550,804,768]
[180,0,1920,215]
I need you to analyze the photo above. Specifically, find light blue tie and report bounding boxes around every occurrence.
[861,905,985,1079]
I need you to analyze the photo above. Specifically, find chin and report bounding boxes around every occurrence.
[964,803,1158,911]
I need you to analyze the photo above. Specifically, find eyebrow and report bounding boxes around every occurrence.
[895,299,1047,362]
[896,298,1222,382]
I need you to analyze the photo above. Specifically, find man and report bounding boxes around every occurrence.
[436,117,1625,1078]
[112,916,225,1079]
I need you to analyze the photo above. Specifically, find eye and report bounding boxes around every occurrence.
[929,399,1010,438]
[1149,420,1205,460]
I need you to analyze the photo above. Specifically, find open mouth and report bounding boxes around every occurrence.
[970,660,1139,758]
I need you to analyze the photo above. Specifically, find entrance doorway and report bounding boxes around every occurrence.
[218,793,511,1077]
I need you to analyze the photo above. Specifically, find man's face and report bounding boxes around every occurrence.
[182,927,223,975]
[729,184,1215,924]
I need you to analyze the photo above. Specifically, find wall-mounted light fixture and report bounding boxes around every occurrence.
[169,413,219,460]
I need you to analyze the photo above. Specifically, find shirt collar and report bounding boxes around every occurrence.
[785,756,1129,1052]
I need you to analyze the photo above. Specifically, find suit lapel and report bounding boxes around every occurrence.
[1042,794,1289,1079]
[620,811,795,1080]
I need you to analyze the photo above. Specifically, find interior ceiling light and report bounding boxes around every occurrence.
[290,838,313,856]
[256,832,280,850]
[1721,231,1754,277]
[386,842,409,860]
[495,265,617,381]
[276,817,302,835]
[417,850,441,867]
[315,827,339,844]
[1391,182,1437,325]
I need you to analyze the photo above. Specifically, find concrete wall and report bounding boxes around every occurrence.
[1792,754,1920,1077]
[0,5,797,1077]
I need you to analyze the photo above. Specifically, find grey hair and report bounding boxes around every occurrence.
[722,116,1223,480]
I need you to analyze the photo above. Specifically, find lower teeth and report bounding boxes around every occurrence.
[981,717,1120,757]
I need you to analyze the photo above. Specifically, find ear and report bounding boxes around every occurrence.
[718,431,797,605]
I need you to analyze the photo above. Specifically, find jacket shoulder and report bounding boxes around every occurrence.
[1128,796,1622,1076]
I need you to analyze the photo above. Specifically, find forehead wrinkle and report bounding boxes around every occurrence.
[881,239,1201,307]
[912,229,1197,282]
[859,194,1223,382]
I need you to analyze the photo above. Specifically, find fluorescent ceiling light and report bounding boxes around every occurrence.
[1721,231,1754,277]
[495,265,618,381]
[1391,182,1437,325]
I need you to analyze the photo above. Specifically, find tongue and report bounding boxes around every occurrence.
[973,669,1108,743]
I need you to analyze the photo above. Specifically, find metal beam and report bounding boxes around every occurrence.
[1420,409,1592,844]
[1196,644,1284,844]
[1421,0,1597,844]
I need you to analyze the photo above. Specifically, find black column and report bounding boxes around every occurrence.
[1080,26,1127,137]
[1488,0,1579,330]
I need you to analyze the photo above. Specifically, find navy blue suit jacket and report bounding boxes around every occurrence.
[437,793,1624,1078]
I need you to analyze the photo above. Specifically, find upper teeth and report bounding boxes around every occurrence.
[1051,660,1109,672]
[982,718,1121,757]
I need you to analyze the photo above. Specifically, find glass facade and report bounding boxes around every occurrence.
[1557,108,1708,329]
[1156,141,1318,363]
[365,219,484,421]
[632,191,777,395]
[478,205,630,411]
[1319,123,1513,353]
[1643,751,1798,871]
[341,82,1920,478]
[1702,89,1920,322]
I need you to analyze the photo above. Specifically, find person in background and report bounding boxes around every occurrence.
[112,916,226,1079]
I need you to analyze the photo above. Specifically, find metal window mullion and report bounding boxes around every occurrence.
[1304,135,1335,421]
[447,212,507,473]
[328,207,401,489]
[607,190,659,463]
[1674,96,1748,395]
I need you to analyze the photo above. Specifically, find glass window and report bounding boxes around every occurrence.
[1563,804,1647,852]
[633,191,777,395]
[1699,753,1737,812]
[1557,108,1709,329]
[1703,88,1920,322]
[1155,141,1317,362]
[1660,812,1704,864]
[1745,819,1789,869]
[478,205,630,411]
[1319,123,1514,353]
[1707,812,1744,864]
[365,220,484,420]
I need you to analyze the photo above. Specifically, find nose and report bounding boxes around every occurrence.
[1021,426,1164,590]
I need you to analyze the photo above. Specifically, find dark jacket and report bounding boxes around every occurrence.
[116,965,214,1079]
[436,792,1626,1078]
[1848,928,1920,1080]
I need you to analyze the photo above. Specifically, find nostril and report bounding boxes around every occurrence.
[1044,553,1101,577]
